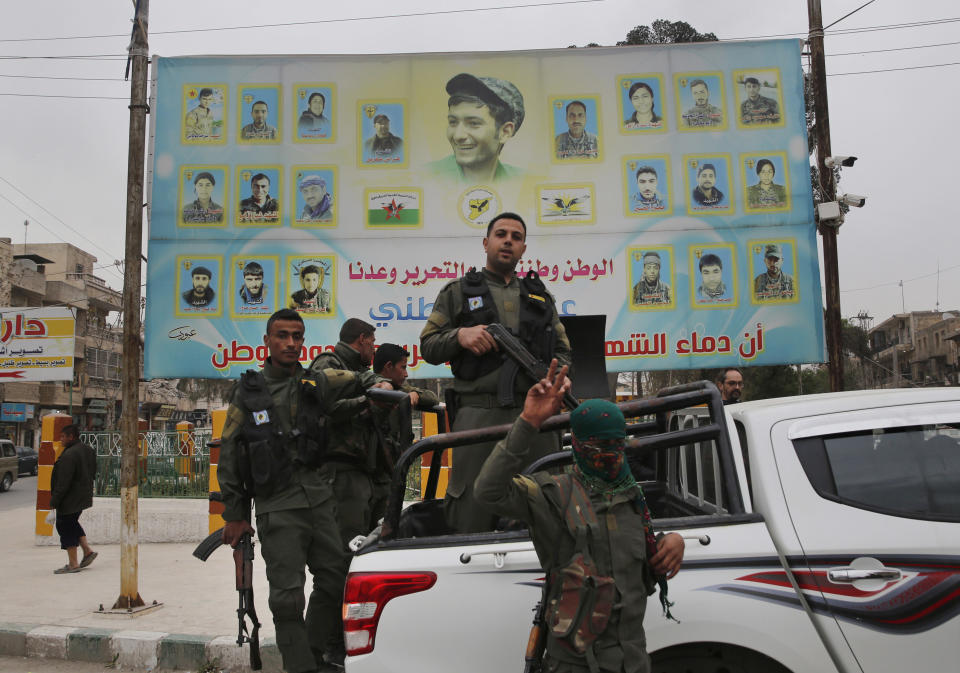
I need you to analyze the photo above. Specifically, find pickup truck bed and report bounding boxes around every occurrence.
[345,383,960,673]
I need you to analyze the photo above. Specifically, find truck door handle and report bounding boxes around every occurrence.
[828,568,901,583]
[460,547,535,566]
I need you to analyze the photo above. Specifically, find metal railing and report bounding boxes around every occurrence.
[81,430,212,498]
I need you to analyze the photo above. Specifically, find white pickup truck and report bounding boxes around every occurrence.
[343,382,960,673]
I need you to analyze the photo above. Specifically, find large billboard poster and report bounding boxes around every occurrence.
[0,307,75,381]
[145,40,824,379]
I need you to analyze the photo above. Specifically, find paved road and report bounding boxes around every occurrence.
[0,475,37,511]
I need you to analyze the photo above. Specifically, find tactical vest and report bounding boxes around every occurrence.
[450,269,557,381]
[236,369,329,498]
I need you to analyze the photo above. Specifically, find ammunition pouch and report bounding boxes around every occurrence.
[546,552,616,656]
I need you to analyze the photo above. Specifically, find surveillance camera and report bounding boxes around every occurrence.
[825,155,857,168]
[840,193,866,208]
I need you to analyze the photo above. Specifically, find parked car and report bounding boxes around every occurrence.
[16,445,38,476]
[0,439,18,492]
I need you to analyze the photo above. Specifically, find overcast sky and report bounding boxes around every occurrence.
[1,0,957,329]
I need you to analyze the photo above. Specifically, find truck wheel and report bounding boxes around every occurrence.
[32,464,38,476]
[0,473,12,492]
[653,643,792,673]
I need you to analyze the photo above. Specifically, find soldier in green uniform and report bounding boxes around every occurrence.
[308,317,383,549]
[475,361,685,673]
[370,343,441,524]
[420,211,572,533]
[632,251,672,306]
[740,77,780,125]
[681,79,723,128]
[753,243,795,301]
[218,309,388,673]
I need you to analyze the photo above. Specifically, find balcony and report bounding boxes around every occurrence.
[45,276,122,312]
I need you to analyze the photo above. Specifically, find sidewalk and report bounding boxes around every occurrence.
[0,489,284,672]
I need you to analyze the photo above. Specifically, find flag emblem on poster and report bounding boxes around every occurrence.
[366,189,421,227]
[538,185,593,224]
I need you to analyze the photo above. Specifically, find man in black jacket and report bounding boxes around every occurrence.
[50,424,97,573]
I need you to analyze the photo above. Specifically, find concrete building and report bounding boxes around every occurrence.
[868,310,960,387]
[1,239,222,447]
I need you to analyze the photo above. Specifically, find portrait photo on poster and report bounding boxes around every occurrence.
[236,167,282,226]
[294,83,334,141]
[358,101,407,167]
[182,84,226,144]
[426,72,526,184]
[750,239,798,304]
[685,154,734,215]
[628,246,675,310]
[623,156,672,216]
[176,255,223,318]
[618,75,667,133]
[237,84,281,144]
[287,255,336,317]
[230,255,278,318]
[292,166,336,226]
[690,243,738,308]
[178,166,227,227]
[734,68,784,128]
[551,96,601,162]
[675,73,726,131]
[742,152,790,213]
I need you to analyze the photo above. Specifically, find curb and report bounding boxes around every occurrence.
[0,622,283,672]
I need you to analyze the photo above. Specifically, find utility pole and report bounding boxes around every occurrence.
[114,0,150,611]
[808,0,843,392]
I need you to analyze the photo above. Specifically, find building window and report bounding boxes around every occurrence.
[85,347,120,383]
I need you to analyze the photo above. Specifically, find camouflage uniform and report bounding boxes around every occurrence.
[421,268,572,533]
[309,342,382,547]
[753,271,795,300]
[682,104,723,128]
[740,95,780,125]
[632,279,671,305]
[475,417,654,673]
[217,358,378,673]
[370,382,440,525]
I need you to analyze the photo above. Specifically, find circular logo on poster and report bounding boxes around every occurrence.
[458,186,499,229]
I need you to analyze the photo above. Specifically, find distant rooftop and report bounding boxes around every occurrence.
[13,253,54,264]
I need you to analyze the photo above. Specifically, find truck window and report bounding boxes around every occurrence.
[667,410,726,516]
[793,424,960,521]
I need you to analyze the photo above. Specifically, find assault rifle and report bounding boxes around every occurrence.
[192,495,262,671]
[523,583,549,673]
[486,323,579,410]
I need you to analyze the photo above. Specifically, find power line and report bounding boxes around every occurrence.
[720,16,960,41]
[841,263,960,293]
[829,39,960,57]
[829,60,960,76]
[0,0,605,42]
[0,92,127,99]
[824,0,879,30]
[0,55,127,61]
[0,176,125,279]
[0,73,125,82]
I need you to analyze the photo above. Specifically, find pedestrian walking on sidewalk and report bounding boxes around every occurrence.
[49,424,98,574]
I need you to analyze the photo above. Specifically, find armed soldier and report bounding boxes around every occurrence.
[475,361,684,673]
[308,318,384,550]
[217,309,388,673]
[420,211,572,533]
[370,343,440,524]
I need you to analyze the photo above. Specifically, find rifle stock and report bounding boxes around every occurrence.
[485,323,580,411]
